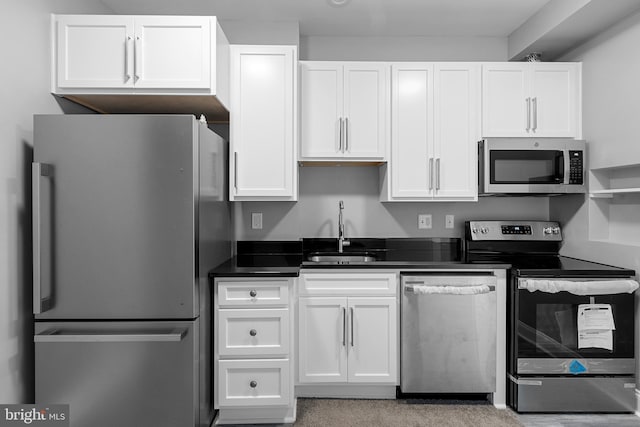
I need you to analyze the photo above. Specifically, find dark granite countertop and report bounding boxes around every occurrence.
[208,238,511,279]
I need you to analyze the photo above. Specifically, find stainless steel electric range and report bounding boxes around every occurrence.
[465,220,639,413]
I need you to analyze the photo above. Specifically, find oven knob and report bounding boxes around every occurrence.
[480,227,489,234]
[543,227,552,235]
[552,226,560,234]
[471,227,478,234]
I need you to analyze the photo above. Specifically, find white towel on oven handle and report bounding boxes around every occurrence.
[520,279,639,295]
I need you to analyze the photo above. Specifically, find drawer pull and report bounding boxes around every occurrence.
[249,329,257,337]
[249,380,257,388]
[249,290,257,297]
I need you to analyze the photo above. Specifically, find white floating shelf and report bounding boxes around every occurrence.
[590,187,640,198]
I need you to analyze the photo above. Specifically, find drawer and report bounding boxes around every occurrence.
[217,279,290,307]
[218,309,290,356]
[299,272,397,296]
[218,359,290,407]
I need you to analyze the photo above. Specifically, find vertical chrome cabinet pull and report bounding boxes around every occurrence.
[33,163,52,314]
[342,307,346,346]
[124,36,132,81]
[339,118,344,152]
[436,158,441,190]
[428,158,434,190]
[525,98,531,131]
[345,118,349,152]
[134,36,141,81]
[350,307,354,347]
[233,152,238,192]
[532,97,538,131]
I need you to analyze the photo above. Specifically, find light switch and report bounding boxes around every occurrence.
[445,215,455,229]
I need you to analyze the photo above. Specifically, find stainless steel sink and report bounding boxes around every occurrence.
[307,253,377,263]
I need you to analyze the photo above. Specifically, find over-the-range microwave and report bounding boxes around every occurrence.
[478,138,586,195]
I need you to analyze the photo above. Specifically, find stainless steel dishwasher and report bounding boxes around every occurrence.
[400,273,497,394]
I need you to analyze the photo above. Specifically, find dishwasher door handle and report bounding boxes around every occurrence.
[404,284,495,295]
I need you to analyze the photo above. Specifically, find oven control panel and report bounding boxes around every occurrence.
[466,220,562,241]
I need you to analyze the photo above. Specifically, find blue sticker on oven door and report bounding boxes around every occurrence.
[569,359,587,374]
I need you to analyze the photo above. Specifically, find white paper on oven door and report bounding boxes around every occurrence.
[577,304,615,351]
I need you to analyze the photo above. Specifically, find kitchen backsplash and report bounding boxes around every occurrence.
[233,166,550,240]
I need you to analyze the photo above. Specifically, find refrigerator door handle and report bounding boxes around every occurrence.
[33,163,53,314]
[34,328,188,343]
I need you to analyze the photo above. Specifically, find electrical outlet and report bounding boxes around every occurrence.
[445,214,455,229]
[251,212,263,230]
[418,214,432,229]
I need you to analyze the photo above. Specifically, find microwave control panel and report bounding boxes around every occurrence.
[568,151,584,185]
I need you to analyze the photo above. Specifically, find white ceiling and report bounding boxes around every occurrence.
[99,0,552,37]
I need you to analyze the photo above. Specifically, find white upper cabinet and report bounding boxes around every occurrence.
[52,14,230,120]
[132,16,211,89]
[384,62,479,201]
[55,15,135,89]
[300,62,388,161]
[229,45,297,201]
[482,62,581,138]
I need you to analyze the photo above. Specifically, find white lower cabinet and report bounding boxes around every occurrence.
[297,272,398,387]
[214,278,295,424]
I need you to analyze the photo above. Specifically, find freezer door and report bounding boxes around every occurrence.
[33,115,199,319]
[35,320,202,427]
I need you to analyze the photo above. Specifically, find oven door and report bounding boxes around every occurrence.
[514,277,635,375]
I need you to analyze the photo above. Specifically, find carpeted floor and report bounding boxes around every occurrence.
[293,398,523,427]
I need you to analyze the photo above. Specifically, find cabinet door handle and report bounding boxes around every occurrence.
[249,329,257,337]
[234,152,238,192]
[134,36,141,81]
[124,36,132,81]
[532,97,538,131]
[428,158,434,191]
[249,380,257,388]
[350,307,354,347]
[249,289,257,298]
[338,117,344,152]
[345,117,349,153]
[342,307,346,346]
[436,158,441,190]
[526,97,531,131]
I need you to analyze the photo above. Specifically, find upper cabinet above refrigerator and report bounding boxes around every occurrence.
[51,14,231,122]
[482,62,581,138]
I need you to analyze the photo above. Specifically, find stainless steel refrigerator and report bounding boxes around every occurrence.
[32,115,231,427]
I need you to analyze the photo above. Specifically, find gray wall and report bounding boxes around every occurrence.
[551,10,640,275]
[235,166,550,240]
[0,0,112,404]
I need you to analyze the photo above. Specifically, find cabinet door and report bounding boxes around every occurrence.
[530,63,579,137]
[482,63,529,137]
[433,63,479,200]
[343,63,388,159]
[390,64,434,198]
[230,45,296,200]
[298,297,348,383]
[300,62,344,158]
[56,15,134,88]
[347,297,397,384]
[133,16,210,89]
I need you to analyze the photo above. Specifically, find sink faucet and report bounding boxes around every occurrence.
[338,200,350,253]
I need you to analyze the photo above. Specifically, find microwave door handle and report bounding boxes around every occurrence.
[563,150,571,184]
